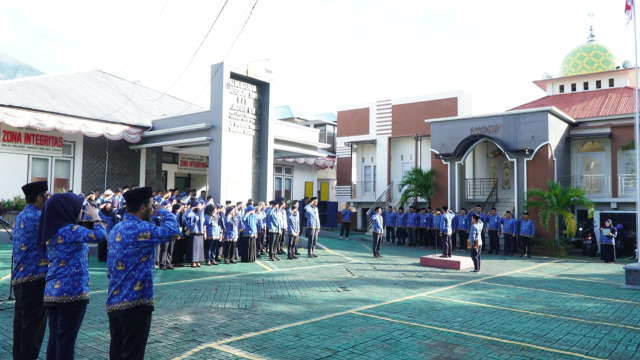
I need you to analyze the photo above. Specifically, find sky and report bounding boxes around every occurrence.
[0,0,639,117]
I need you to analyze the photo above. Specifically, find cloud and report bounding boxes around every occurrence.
[0,13,14,45]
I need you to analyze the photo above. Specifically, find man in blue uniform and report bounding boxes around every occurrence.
[519,211,535,258]
[486,208,501,254]
[371,207,384,258]
[468,214,483,273]
[266,201,281,261]
[106,187,181,360]
[12,181,48,360]
[305,197,321,258]
[395,207,406,246]
[455,208,469,251]
[406,206,418,247]
[439,206,455,258]
[383,206,395,244]
[467,205,487,247]
[499,211,517,256]
[340,202,353,240]
[287,201,300,260]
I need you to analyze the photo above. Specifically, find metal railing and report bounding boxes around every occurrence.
[565,175,611,198]
[366,182,394,229]
[465,178,497,200]
[351,181,376,199]
[618,174,637,196]
[481,181,499,214]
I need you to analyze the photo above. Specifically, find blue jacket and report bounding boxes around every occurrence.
[341,209,353,223]
[12,204,47,287]
[440,212,455,235]
[186,210,205,234]
[432,214,441,230]
[406,212,418,228]
[395,212,406,227]
[288,210,300,235]
[518,219,535,237]
[224,213,239,240]
[383,211,396,227]
[99,210,119,233]
[486,213,501,231]
[44,222,107,305]
[372,213,384,233]
[267,208,281,233]
[419,213,429,228]
[277,208,287,232]
[205,213,221,239]
[455,214,469,231]
[305,205,321,229]
[500,217,517,234]
[106,209,181,313]
[243,213,258,237]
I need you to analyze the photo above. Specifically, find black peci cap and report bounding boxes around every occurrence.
[123,187,153,205]
[22,181,48,197]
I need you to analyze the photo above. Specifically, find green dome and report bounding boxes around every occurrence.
[559,41,616,77]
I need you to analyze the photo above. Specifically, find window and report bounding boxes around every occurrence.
[583,82,589,90]
[29,156,74,193]
[571,83,577,92]
[62,142,74,157]
[274,165,293,200]
[596,80,602,89]
[559,85,565,93]
[609,78,615,87]
[578,141,605,153]
[317,125,327,144]
[30,157,50,183]
[53,159,72,193]
[162,152,179,164]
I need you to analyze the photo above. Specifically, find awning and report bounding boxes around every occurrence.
[565,132,611,141]
[276,157,336,170]
[0,107,144,143]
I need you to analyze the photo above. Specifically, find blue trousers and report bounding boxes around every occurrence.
[471,246,482,271]
[46,304,87,360]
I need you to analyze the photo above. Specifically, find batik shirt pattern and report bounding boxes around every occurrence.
[12,204,47,286]
[44,222,107,304]
[224,213,239,240]
[106,209,180,313]
[205,213,221,239]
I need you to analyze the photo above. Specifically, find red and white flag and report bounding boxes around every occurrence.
[626,0,634,26]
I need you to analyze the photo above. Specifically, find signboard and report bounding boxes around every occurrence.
[0,124,63,155]
[228,79,261,136]
[178,154,208,174]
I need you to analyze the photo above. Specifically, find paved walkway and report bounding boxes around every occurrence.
[0,236,638,359]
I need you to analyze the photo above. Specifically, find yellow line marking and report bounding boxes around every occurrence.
[481,282,640,305]
[422,295,640,332]
[528,271,621,285]
[351,312,606,360]
[255,261,273,272]
[321,245,360,262]
[210,344,266,360]
[0,274,11,282]
[546,263,623,275]
[171,259,561,360]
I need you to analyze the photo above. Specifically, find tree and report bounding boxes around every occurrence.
[397,168,436,208]
[524,180,594,244]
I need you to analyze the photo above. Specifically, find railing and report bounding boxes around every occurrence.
[366,182,394,229]
[481,181,499,214]
[351,181,376,199]
[565,175,611,198]
[618,174,637,197]
[465,178,497,200]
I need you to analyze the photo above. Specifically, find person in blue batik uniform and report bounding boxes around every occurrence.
[485,208,502,254]
[185,201,205,268]
[600,219,617,264]
[455,208,469,251]
[36,192,107,360]
[499,211,517,256]
[371,207,384,258]
[305,197,321,258]
[395,207,406,245]
[223,206,239,264]
[468,214,483,273]
[266,201,282,261]
[519,211,535,258]
[287,201,300,260]
[418,208,428,248]
[97,199,118,263]
[204,204,221,266]
[106,187,181,360]
[340,202,353,240]
[12,181,48,360]
[240,205,258,263]
[431,209,442,250]
[439,206,455,258]
[406,206,418,247]
[383,206,396,244]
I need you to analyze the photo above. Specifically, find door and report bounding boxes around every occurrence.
[175,176,188,193]
[579,153,605,195]
[621,151,637,195]
[320,181,329,201]
[363,166,374,195]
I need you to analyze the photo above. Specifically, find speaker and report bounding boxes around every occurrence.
[318,201,338,227]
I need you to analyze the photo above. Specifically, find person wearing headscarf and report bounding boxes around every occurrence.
[223,206,239,264]
[185,201,205,267]
[240,205,258,262]
[204,204,221,266]
[600,219,618,264]
[256,202,267,258]
[37,193,107,359]
[171,203,187,267]
[106,187,181,360]
[287,201,301,260]
[12,181,48,360]
[97,199,119,263]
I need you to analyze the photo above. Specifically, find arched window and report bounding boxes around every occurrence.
[578,141,605,153]
[620,139,635,151]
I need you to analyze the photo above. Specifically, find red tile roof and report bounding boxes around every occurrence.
[509,87,640,119]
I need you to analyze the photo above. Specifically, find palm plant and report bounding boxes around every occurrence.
[397,168,436,208]
[524,180,594,244]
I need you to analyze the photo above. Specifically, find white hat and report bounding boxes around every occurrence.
[104,190,114,195]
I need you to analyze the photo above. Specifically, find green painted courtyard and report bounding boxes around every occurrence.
[1,235,639,360]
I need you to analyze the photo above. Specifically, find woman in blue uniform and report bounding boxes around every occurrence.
[224,206,239,264]
[36,193,107,359]
[600,219,617,264]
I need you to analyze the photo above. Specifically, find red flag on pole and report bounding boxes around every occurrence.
[627,0,634,26]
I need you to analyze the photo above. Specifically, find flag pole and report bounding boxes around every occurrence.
[633,1,640,263]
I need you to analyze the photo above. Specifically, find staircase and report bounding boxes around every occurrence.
[365,182,394,229]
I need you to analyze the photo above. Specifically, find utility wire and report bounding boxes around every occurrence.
[150,0,230,101]
[169,0,260,117]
